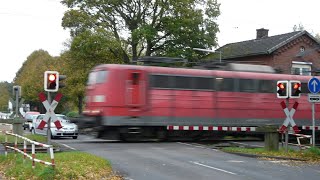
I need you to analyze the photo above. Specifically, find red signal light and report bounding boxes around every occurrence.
[278,83,285,89]
[277,81,288,98]
[290,81,301,98]
[44,71,59,92]
[293,83,300,89]
[48,74,56,82]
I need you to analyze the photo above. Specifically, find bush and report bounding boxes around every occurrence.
[66,111,79,118]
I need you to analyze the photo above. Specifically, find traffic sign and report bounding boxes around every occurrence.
[37,92,63,130]
[308,94,320,103]
[308,77,320,94]
[279,101,300,134]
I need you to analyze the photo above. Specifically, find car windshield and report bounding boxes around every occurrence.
[57,115,70,123]
[25,112,39,120]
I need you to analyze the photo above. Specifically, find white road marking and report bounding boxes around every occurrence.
[124,177,134,180]
[268,160,290,163]
[190,161,237,175]
[60,143,76,150]
[227,160,244,163]
[231,141,263,148]
[177,142,218,151]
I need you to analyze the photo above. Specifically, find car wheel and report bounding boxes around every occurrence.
[73,136,78,139]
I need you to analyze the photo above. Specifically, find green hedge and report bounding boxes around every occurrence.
[66,111,79,118]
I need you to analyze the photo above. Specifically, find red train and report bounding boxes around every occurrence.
[82,63,319,140]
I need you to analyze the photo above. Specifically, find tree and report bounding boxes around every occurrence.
[61,0,220,61]
[14,50,61,112]
[14,50,53,101]
[62,30,123,113]
[0,82,11,112]
[315,33,320,41]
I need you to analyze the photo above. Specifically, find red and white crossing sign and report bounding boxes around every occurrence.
[37,92,63,130]
[279,101,300,133]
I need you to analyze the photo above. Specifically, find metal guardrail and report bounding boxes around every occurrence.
[4,132,55,169]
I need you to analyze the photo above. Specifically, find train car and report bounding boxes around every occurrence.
[82,63,320,140]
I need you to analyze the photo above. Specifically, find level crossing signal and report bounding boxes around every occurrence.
[289,81,301,98]
[277,81,288,98]
[277,80,301,99]
[44,71,67,92]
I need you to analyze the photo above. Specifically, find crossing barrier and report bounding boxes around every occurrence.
[4,132,55,169]
[287,133,312,150]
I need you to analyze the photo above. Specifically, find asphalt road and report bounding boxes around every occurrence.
[52,135,320,180]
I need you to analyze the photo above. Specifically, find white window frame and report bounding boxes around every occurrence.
[291,61,312,76]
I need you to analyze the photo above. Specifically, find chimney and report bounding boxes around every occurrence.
[256,28,269,39]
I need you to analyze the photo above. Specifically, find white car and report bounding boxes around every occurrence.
[23,112,40,130]
[32,114,79,139]
[26,114,40,131]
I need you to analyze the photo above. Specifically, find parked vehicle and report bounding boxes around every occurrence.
[23,111,40,130]
[27,114,40,131]
[82,63,320,140]
[32,114,78,139]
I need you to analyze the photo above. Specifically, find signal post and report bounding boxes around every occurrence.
[277,80,301,152]
[43,71,66,150]
[307,77,320,147]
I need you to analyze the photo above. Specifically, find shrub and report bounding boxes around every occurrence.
[66,111,79,118]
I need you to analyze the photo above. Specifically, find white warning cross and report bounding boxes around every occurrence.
[279,101,300,133]
[37,92,63,130]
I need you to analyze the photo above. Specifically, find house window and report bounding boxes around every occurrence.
[291,61,311,76]
[300,46,305,52]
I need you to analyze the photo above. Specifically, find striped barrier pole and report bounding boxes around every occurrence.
[167,125,257,132]
[23,140,27,163]
[50,147,55,169]
[5,132,7,156]
[14,135,17,157]
[4,132,55,169]
[32,143,35,169]
[302,126,320,130]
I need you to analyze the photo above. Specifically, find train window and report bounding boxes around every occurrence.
[194,77,214,90]
[96,70,108,84]
[258,80,275,93]
[218,78,234,91]
[150,75,171,88]
[87,71,97,85]
[239,79,257,92]
[173,76,193,89]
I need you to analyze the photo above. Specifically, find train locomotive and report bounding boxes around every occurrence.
[82,63,319,140]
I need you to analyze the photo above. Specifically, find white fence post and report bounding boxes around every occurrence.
[23,140,27,163]
[5,133,8,156]
[32,143,35,169]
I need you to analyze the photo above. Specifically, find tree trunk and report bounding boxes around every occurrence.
[78,95,83,114]
[146,40,152,56]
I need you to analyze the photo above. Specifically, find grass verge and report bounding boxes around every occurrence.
[0,134,123,179]
[222,146,320,162]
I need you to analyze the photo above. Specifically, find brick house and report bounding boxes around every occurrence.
[214,28,320,75]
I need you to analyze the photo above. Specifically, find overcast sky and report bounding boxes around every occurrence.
[1,0,320,82]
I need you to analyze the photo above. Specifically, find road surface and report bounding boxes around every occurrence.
[53,135,320,180]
